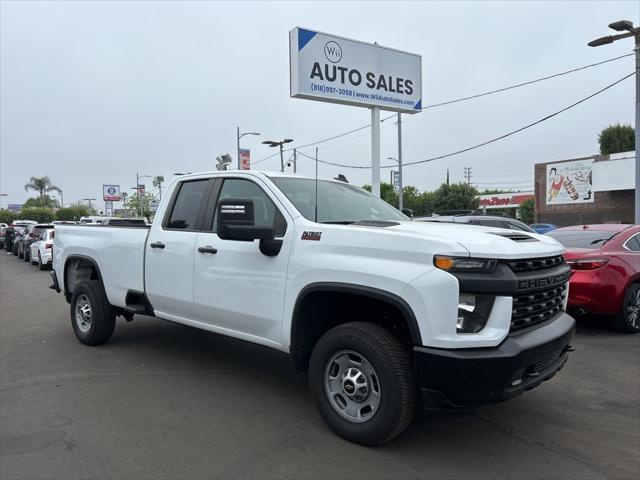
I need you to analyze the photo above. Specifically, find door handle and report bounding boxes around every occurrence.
[149,242,165,249]
[198,246,218,254]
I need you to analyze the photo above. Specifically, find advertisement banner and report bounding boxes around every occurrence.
[103,185,122,202]
[391,170,400,193]
[239,149,251,170]
[546,159,594,205]
[479,192,535,209]
[290,27,422,113]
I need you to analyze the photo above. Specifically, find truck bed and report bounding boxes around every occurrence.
[54,225,149,308]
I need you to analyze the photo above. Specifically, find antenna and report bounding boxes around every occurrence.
[314,147,319,223]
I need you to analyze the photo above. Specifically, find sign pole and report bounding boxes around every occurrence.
[397,112,403,211]
[371,107,380,197]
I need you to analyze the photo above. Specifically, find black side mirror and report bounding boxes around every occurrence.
[217,198,274,241]
[402,208,414,219]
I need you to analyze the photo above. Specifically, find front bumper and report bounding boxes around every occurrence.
[414,312,575,410]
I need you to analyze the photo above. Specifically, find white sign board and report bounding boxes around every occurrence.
[593,151,635,192]
[289,27,422,113]
[102,184,122,202]
[546,159,594,205]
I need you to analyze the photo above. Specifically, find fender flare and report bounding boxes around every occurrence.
[290,282,422,352]
[63,254,104,297]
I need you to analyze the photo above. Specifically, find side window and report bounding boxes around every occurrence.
[626,234,640,252]
[214,179,286,236]
[165,180,210,230]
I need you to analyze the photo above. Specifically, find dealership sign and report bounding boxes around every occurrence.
[478,192,534,209]
[102,184,122,202]
[546,159,594,205]
[289,27,422,113]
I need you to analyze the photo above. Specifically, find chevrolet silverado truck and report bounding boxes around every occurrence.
[51,171,575,446]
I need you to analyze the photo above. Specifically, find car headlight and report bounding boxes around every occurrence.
[457,294,495,333]
[434,255,497,273]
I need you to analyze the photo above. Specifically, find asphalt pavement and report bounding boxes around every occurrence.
[1,252,639,479]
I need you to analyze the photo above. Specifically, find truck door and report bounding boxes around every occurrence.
[193,177,293,346]
[145,178,213,320]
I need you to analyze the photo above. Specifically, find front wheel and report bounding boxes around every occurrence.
[70,280,116,345]
[309,322,416,446]
[611,284,640,334]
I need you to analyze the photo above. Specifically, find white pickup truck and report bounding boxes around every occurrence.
[51,170,575,445]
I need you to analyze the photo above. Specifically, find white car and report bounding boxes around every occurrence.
[30,228,54,270]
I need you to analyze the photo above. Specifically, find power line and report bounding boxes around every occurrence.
[425,53,633,109]
[296,72,634,170]
[253,54,632,166]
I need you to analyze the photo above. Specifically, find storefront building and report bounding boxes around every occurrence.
[534,151,635,226]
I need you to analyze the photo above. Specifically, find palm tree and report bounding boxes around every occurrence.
[24,176,62,207]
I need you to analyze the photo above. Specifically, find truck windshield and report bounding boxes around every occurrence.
[271,177,407,223]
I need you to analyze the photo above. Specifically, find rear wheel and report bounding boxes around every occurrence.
[309,322,416,446]
[18,245,23,259]
[38,252,47,270]
[30,252,37,265]
[70,280,116,345]
[611,284,640,334]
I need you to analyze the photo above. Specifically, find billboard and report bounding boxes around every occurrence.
[289,27,422,113]
[239,148,251,170]
[103,185,122,202]
[546,159,594,205]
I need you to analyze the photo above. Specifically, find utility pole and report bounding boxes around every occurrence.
[588,20,639,223]
[262,139,294,172]
[397,112,403,211]
[293,148,297,173]
[371,107,381,197]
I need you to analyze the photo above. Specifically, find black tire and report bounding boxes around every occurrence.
[70,280,116,346]
[309,322,416,446]
[31,252,38,265]
[12,243,18,256]
[18,245,23,259]
[611,284,640,334]
[24,248,30,262]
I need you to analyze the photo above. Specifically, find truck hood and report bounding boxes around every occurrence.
[371,221,565,259]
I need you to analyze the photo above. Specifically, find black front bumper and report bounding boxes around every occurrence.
[414,313,575,411]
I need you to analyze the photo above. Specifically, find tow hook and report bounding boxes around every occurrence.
[564,345,575,352]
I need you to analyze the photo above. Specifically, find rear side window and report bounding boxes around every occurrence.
[165,180,210,230]
[625,234,640,251]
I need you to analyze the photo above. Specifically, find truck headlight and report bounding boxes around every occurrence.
[457,294,495,333]
[434,255,497,273]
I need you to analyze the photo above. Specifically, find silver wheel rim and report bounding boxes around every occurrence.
[75,294,92,334]
[324,350,381,423]
[626,289,640,329]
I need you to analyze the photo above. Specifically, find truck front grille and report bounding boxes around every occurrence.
[511,284,567,330]
[506,255,565,273]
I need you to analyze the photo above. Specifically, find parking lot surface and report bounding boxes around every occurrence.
[1,252,639,480]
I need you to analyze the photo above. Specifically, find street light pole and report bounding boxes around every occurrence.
[588,20,640,224]
[262,139,294,172]
[237,127,260,170]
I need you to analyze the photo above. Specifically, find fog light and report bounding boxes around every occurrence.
[457,294,495,334]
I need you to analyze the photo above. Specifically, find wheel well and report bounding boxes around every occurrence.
[289,287,420,372]
[64,257,101,302]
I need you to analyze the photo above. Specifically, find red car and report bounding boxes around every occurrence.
[548,224,640,333]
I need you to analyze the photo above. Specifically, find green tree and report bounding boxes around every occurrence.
[18,207,55,223]
[519,198,535,224]
[23,195,60,209]
[125,192,157,220]
[598,123,635,155]
[431,183,480,213]
[0,209,17,224]
[56,205,90,221]
[23,176,62,206]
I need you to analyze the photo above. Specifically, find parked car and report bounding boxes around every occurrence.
[29,228,55,270]
[18,224,54,262]
[0,224,7,249]
[417,214,536,233]
[11,221,36,256]
[530,223,557,234]
[548,224,640,333]
[52,170,575,446]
